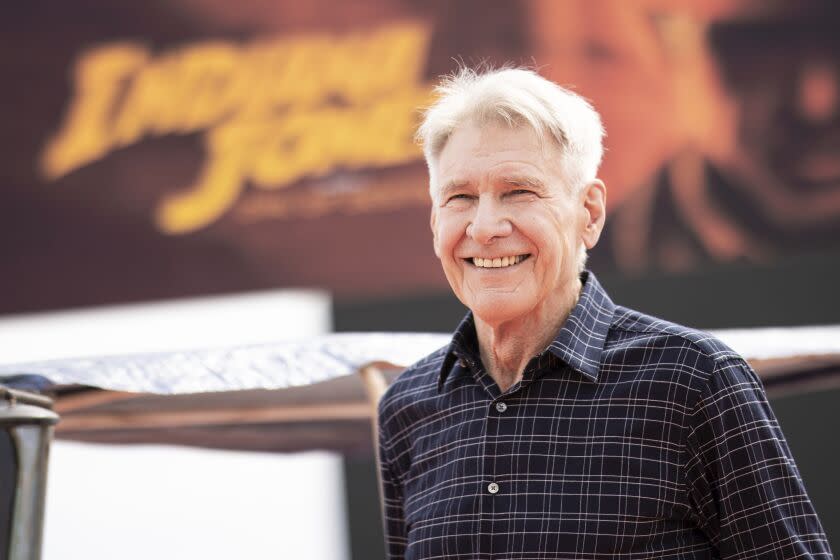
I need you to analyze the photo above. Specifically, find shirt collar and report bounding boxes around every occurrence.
[438,271,616,391]
[438,313,479,391]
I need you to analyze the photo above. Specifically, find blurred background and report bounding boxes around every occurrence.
[1,0,838,557]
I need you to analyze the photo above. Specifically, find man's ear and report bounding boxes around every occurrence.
[580,179,607,250]
[430,208,441,258]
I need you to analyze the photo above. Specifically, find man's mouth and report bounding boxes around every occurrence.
[466,254,531,268]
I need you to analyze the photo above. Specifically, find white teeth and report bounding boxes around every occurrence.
[472,255,527,268]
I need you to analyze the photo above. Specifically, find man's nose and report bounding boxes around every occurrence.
[468,196,512,244]
[796,61,838,123]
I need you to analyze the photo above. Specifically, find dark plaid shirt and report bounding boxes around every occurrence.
[377,272,832,559]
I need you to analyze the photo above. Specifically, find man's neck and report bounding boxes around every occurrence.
[474,278,582,393]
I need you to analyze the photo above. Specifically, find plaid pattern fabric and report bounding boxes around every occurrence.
[377,271,832,559]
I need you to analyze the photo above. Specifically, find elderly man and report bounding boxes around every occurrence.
[376,68,832,559]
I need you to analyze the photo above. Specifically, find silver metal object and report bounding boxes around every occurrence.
[0,389,59,560]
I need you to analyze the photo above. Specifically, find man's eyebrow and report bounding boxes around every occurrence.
[501,175,546,190]
[440,180,470,197]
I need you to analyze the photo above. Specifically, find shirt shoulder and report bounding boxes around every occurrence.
[600,305,765,452]
[604,305,749,399]
[611,304,742,364]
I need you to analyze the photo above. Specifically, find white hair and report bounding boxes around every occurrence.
[417,67,605,203]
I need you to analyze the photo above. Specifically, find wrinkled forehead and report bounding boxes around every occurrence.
[438,114,561,158]
[436,119,565,179]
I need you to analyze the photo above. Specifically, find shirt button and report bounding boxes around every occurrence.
[487,482,500,494]
[495,402,507,413]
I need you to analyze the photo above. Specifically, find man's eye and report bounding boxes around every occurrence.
[510,189,535,196]
[447,194,472,202]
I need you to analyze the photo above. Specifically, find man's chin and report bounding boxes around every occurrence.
[467,296,532,326]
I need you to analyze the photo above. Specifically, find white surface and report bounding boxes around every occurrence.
[712,325,840,361]
[0,289,331,365]
[43,442,349,560]
[0,332,452,393]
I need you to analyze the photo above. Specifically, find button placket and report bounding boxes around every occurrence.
[487,401,506,499]
[478,385,502,556]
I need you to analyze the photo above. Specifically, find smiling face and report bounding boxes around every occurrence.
[431,121,605,327]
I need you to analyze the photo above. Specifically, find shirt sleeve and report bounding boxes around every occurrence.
[685,357,833,558]
[378,422,408,560]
